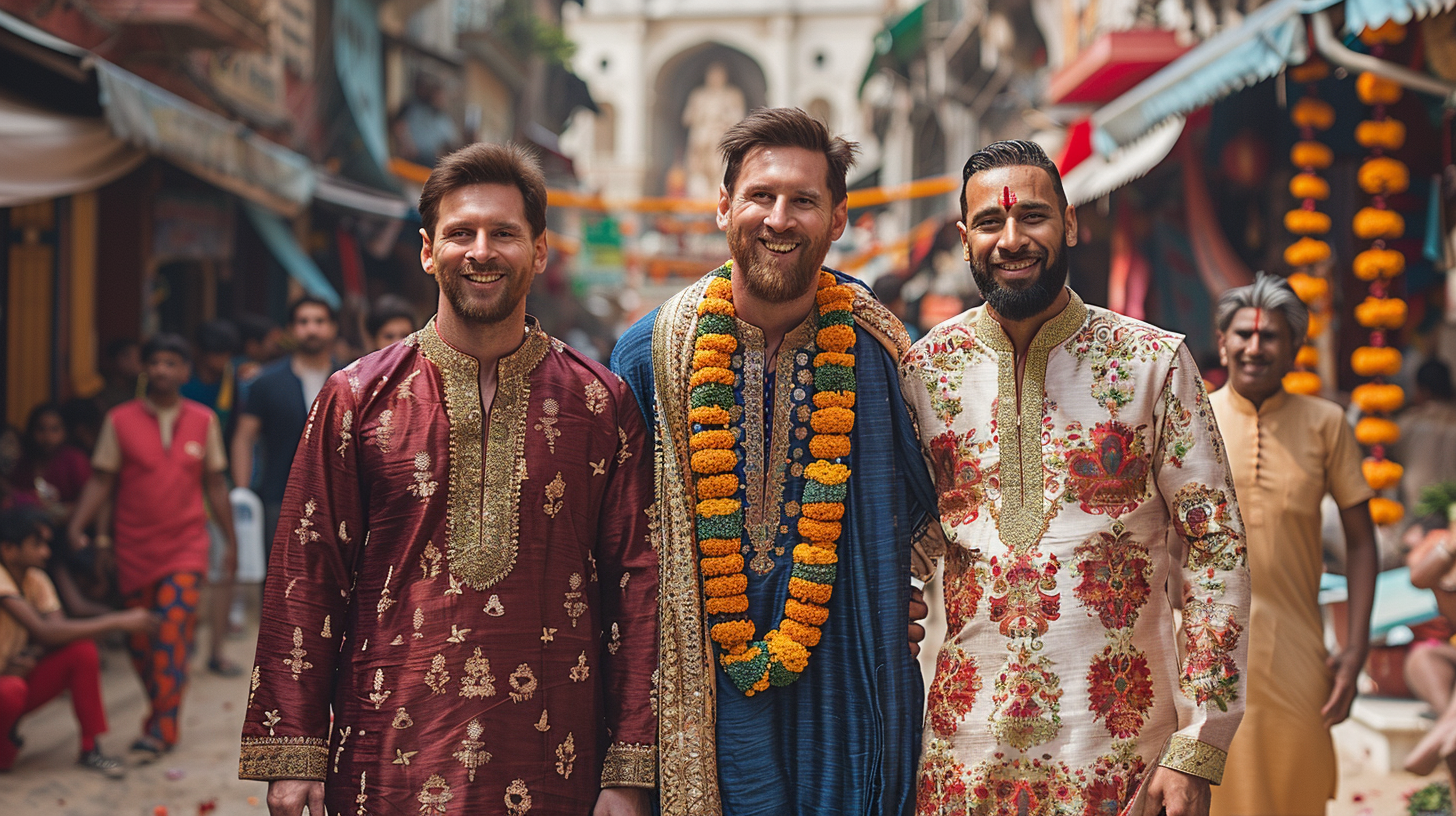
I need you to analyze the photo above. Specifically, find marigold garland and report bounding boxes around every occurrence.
[1284,70,1337,394]
[690,262,856,696]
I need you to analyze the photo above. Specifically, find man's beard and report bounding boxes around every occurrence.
[970,245,1070,321]
[439,259,532,325]
[726,221,832,304]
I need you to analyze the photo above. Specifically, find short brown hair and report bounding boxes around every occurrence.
[719,107,859,205]
[418,142,548,239]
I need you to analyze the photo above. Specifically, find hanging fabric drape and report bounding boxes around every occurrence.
[0,88,145,207]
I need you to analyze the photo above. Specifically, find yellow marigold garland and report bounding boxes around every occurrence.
[1284,60,1335,393]
[690,262,855,695]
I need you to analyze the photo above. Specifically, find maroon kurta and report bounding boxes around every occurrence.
[240,319,658,814]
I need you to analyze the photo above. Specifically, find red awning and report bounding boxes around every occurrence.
[1047,29,1190,106]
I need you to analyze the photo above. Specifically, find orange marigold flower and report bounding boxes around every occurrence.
[814,352,855,368]
[690,367,736,388]
[1358,157,1410,196]
[801,502,844,521]
[696,474,740,500]
[793,543,838,565]
[699,537,741,557]
[816,324,857,353]
[690,430,738,451]
[1282,371,1322,395]
[779,617,824,646]
[1352,248,1405,280]
[811,407,855,435]
[1355,119,1406,151]
[816,284,854,305]
[765,629,810,672]
[689,406,732,426]
[701,553,746,577]
[1291,141,1333,170]
[1283,237,1331,267]
[705,277,734,299]
[1353,208,1405,240]
[784,598,830,626]
[1362,457,1404,491]
[1295,345,1319,369]
[1288,173,1330,201]
[813,390,856,409]
[706,595,751,615]
[819,299,854,316]
[1355,417,1400,446]
[1284,209,1331,236]
[1370,496,1404,525]
[697,334,738,354]
[704,574,749,598]
[818,270,837,288]
[696,497,742,518]
[1290,97,1335,131]
[712,622,757,649]
[805,461,851,485]
[797,517,842,542]
[698,297,735,316]
[809,434,852,460]
[1356,72,1402,105]
[693,349,731,370]
[691,448,738,474]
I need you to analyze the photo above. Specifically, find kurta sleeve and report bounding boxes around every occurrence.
[594,377,659,788]
[898,348,946,584]
[1152,343,1251,785]
[239,371,365,781]
[1326,409,1377,510]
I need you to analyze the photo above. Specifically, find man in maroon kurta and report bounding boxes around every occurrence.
[240,143,658,815]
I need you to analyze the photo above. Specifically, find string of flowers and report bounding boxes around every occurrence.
[1349,20,1410,527]
[690,262,857,695]
[1283,58,1336,396]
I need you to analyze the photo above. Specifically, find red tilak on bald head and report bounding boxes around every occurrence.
[1001,186,1017,209]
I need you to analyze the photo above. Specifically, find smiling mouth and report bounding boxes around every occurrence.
[759,238,800,255]
[996,257,1040,272]
[463,271,504,284]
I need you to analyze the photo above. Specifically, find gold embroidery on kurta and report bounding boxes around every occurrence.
[536,399,561,452]
[333,725,350,771]
[541,627,557,643]
[418,774,451,815]
[591,458,607,475]
[447,624,471,643]
[420,541,442,579]
[509,664,537,702]
[412,607,424,638]
[285,578,298,598]
[544,472,565,517]
[504,779,532,815]
[338,521,350,543]
[373,409,393,453]
[396,749,419,766]
[295,499,321,548]
[355,771,368,816]
[556,732,576,778]
[304,395,321,442]
[485,594,505,616]
[368,668,391,708]
[534,710,550,731]
[585,379,608,414]
[337,410,353,456]
[407,451,438,501]
[320,616,332,638]
[419,317,546,590]
[284,627,312,679]
[263,709,281,735]
[445,574,463,596]
[424,653,450,694]
[248,665,260,708]
[460,647,495,697]
[376,566,396,621]
[396,368,420,400]
[391,707,413,729]
[608,622,622,654]
[453,719,491,781]
[564,573,587,626]
[617,427,632,464]
[569,651,591,682]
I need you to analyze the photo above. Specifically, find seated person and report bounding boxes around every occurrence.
[1403,511,1456,775]
[0,506,155,776]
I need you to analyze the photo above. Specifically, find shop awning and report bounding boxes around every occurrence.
[314,172,412,219]
[1062,115,1185,206]
[1344,0,1456,32]
[242,201,342,309]
[859,2,926,94]
[0,87,145,207]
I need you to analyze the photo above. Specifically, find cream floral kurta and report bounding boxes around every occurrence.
[900,292,1251,815]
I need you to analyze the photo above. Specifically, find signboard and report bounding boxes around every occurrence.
[334,0,389,174]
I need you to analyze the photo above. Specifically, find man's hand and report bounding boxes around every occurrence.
[593,786,651,816]
[2,650,37,678]
[908,586,928,658]
[116,607,160,636]
[267,779,325,816]
[1321,647,1364,728]
[1137,766,1210,816]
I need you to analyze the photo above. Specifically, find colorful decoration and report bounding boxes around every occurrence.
[1283,60,1337,394]
[691,263,856,695]
[1350,23,1409,525]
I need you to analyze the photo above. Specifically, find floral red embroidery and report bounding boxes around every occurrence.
[916,739,972,816]
[931,430,985,527]
[943,543,985,635]
[1064,422,1149,517]
[989,649,1064,750]
[1086,644,1155,739]
[987,551,1061,641]
[1073,529,1152,631]
[1180,600,1243,710]
[965,755,1077,816]
[927,643,982,737]
[1172,484,1244,571]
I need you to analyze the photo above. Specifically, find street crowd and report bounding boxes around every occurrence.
[4,109,1456,816]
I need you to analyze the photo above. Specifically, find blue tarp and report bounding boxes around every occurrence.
[242,202,341,309]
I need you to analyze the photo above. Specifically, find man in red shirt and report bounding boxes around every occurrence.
[69,333,237,759]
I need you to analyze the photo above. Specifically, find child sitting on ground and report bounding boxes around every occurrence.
[0,506,155,777]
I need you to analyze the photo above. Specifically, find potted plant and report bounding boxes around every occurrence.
[1407,780,1452,816]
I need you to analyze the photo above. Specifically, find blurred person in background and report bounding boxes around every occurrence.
[59,398,105,456]
[1395,359,1456,513]
[1207,274,1377,816]
[95,339,143,413]
[0,506,157,777]
[364,296,418,352]
[67,333,237,760]
[235,313,283,387]
[230,298,340,565]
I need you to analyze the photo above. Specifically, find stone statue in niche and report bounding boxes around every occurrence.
[681,63,746,199]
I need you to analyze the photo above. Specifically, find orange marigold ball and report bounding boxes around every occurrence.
[1351,346,1403,378]
[1286,272,1329,304]
[1352,382,1406,414]
[1355,417,1401,446]
[1360,20,1407,45]
[1291,97,1336,130]
[1370,497,1405,526]
[1283,370,1322,395]
[1295,345,1319,369]
[1355,119,1406,151]
[1289,173,1330,201]
[1353,296,1407,329]
[1352,248,1406,280]
[1291,141,1334,170]
[1285,209,1332,236]
[1289,60,1330,83]
[1353,208,1405,240]
[1363,458,1404,491]
[1284,237,1331,267]
[1358,157,1410,196]
[1356,72,1403,105]
[1307,312,1327,339]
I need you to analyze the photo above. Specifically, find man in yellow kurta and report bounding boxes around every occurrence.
[1207,273,1377,816]
[903,140,1251,816]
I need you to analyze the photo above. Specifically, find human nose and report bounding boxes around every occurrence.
[1246,333,1262,355]
[996,218,1028,253]
[464,230,492,263]
[763,196,792,233]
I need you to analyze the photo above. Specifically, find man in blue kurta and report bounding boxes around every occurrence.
[611,108,935,815]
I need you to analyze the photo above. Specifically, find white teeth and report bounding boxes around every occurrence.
[464,274,503,283]
[999,259,1036,271]
[763,241,798,253]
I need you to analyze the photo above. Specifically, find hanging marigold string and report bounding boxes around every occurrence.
[1352,20,1410,527]
[1283,58,1336,396]
[690,262,857,695]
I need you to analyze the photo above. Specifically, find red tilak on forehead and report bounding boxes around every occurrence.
[1252,308,1262,332]
[1001,186,1017,209]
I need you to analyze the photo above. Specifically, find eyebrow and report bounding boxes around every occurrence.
[969,200,1054,222]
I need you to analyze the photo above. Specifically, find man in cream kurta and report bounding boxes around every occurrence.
[902,141,1250,816]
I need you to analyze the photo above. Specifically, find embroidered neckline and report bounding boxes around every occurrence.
[416,317,550,589]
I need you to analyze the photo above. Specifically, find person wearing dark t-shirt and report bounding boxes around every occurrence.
[230,298,339,563]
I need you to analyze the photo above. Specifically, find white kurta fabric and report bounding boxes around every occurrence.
[900,292,1251,815]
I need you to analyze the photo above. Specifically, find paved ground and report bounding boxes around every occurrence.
[2,603,1450,815]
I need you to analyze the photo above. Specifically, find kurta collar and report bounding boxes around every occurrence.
[418,315,550,379]
[975,288,1089,356]
[1218,383,1289,417]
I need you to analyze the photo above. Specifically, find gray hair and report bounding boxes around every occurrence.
[1214,272,1309,343]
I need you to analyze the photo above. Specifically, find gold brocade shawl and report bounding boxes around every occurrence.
[649,271,911,816]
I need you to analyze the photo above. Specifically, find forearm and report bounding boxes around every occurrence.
[206,474,239,552]
[1341,507,1379,655]
[31,614,127,646]
[68,472,115,536]
[230,419,259,489]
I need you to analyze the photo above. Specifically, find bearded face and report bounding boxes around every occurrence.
[959,164,1078,323]
[968,237,1070,322]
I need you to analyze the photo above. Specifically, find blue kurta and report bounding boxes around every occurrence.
[611,269,934,816]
